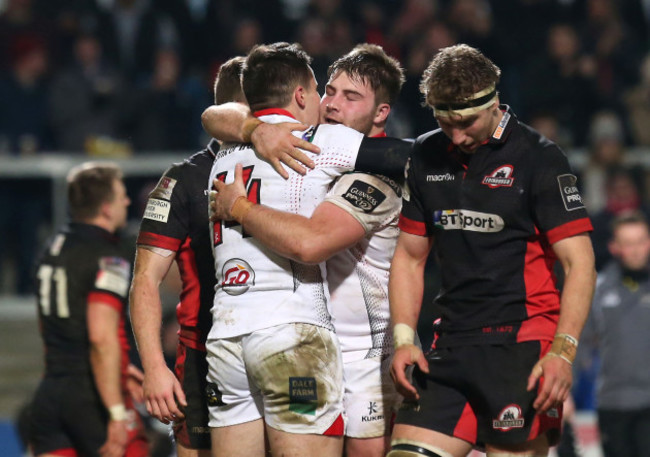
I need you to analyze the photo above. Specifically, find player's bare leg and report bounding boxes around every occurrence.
[210,419,265,457]
[345,435,390,457]
[266,427,343,457]
[177,443,211,457]
[388,424,473,457]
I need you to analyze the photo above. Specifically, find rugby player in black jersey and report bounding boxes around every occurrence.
[387,44,596,457]
[31,162,149,457]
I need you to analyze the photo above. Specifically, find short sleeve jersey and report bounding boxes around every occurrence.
[399,107,593,346]
[207,110,366,339]
[324,172,402,363]
[36,223,132,379]
[137,142,218,349]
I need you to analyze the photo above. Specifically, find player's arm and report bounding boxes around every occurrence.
[528,233,596,412]
[388,230,434,400]
[129,246,186,424]
[201,102,320,178]
[87,298,128,457]
[211,164,365,263]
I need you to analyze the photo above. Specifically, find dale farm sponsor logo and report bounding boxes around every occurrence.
[289,377,318,415]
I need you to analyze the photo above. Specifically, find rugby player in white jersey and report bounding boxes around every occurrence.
[205,42,409,457]
[205,44,407,457]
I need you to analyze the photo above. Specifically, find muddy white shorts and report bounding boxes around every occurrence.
[343,355,401,438]
[206,322,345,435]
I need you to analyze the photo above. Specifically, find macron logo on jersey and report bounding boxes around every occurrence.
[427,173,455,182]
[434,209,504,232]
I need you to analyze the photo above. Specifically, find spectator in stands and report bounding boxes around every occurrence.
[0,0,55,72]
[624,53,650,146]
[590,168,650,270]
[580,211,650,456]
[49,31,126,152]
[581,111,627,214]
[579,0,643,110]
[0,35,52,154]
[92,0,181,82]
[121,46,209,151]
[522,22,597,145]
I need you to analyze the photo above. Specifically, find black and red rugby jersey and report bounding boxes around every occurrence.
[137,141,218,350]
[399,107,593,347]
[36,223,131,378]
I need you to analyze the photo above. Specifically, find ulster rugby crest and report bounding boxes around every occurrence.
[482,165,515,188]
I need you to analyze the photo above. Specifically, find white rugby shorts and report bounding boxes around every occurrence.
[342,355,401,438]
[206,322,345,434]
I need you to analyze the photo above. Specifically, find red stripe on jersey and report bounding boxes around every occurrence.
[452,402,477,443]
[49,448,78,457]
[137,231,182,252]
[175,237,203,344]
[179,327,206,351]
[398,215,427,236]
[323,413,345,436]
[254,108,296,119]
[545,218,593,245]
[88,291,123,312]
[518,231,560,343]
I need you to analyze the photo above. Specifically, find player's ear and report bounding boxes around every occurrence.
[295,85,306,109]
[374,103,391,124]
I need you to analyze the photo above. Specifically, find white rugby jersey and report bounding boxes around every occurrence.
[208,111,365,339]
[324,172,403,363]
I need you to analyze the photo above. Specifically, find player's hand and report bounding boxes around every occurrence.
[390,344,428,400]
[210,164,248,222]
[143,363,187,424]
[126,363,145,404]
[527,353,573,414]
[251,122,320,179]
[99,419,128,457]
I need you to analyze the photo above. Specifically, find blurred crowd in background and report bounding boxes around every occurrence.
[1,0,650,154]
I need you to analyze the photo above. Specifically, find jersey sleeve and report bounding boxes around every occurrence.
[88,255,131,312]
[324,172,402,233]
[530,144,593,244]
[398,145,430,237]
[137,163,190,252]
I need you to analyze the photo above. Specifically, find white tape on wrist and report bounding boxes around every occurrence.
[109,404,127,421]
[393,323,415,349]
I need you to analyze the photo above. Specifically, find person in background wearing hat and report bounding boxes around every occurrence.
[387,44,596,457]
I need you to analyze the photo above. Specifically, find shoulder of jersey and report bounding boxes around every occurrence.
[303,124,363,143]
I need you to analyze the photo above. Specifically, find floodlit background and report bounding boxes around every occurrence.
[2,0,650,455]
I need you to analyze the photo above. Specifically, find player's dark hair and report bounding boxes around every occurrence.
[327,43,405,106]
[242,42,313,112]
[214,56,246,105]
[67,162,122,221]
[420,44,501,108]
